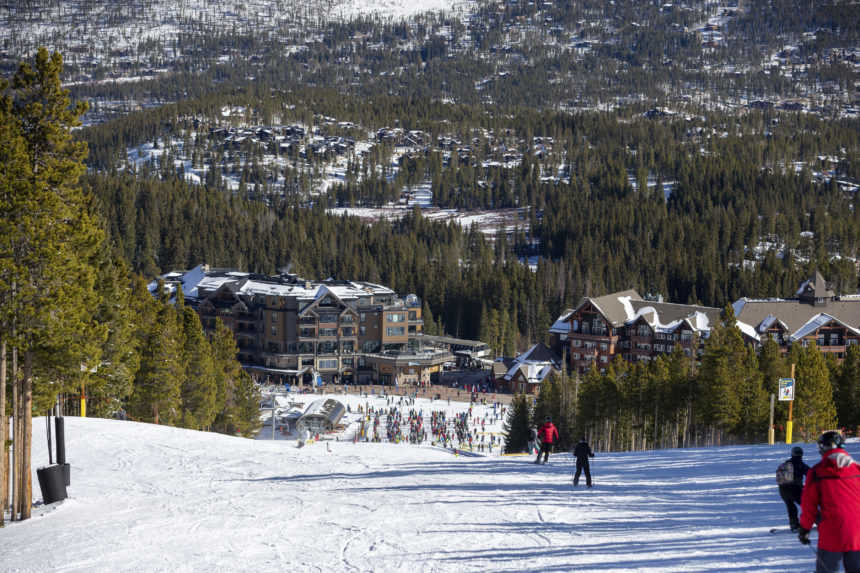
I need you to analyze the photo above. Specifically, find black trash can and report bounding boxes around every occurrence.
[36,464,68,505]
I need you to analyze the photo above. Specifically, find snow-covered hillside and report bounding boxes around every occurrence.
[3,397,855,572]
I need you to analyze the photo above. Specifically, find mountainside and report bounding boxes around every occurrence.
[4,398,856,572]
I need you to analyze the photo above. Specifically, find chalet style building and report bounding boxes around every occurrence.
[732,271,860,359]
[549,290,721,374]
[499,343,562,395]
[155,265,453,386]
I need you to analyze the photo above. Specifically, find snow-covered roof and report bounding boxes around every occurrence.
[735,320,761,342]
[549,309,574,334]
[789,313,860,342]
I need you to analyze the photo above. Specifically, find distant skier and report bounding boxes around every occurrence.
[572,437,595,487]
[527,427,539,456]
[535,417,558,464]
[775,445,809,532]
[796,431,860,573]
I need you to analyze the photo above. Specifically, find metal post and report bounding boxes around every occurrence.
[768,393,775,445]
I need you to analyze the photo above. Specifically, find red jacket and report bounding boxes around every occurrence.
[537,422,559,445]
[799,448,860,552]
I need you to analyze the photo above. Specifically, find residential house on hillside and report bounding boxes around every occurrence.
[154,265,452,386]
[549,291,721,374]
[733,271,860,359]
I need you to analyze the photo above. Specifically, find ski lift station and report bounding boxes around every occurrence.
[296,399,346,435]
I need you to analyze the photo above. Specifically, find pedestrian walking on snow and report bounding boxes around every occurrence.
[535,417,559,464]
[572,437,595,487]
[776,445,809,532]
[797,431,860,573]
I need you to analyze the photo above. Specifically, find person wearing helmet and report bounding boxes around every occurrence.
[797,431,860,573]
[776,446,810,532]
[535,416,559,464]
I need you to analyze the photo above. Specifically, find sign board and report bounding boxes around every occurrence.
[778,378,795,401]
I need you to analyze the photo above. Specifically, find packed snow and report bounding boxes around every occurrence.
[3,390,856,572]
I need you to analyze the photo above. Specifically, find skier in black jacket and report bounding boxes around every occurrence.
[572,438,595,487]
[777,445,810,532]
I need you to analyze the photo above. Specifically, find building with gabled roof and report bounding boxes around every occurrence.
[501,343,562,394]
[733,271,860,358]
[550,290,721,374]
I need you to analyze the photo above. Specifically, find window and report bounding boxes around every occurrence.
[572,319,579,332]
[388,313,405,323]
[271,312,279,322]
[341,327,354,337]
[599,343,608,351]
[573,353,580,360]
[409,311,417,321]
[342,341,354,353]
[319,328,337,337]
[573,339,582,348]
[386,326,405,336]
[680,331,693,343]
[271,326,277,336]
[318,359,338,369]
[319,341,337,354]
[300,328,315,338]
[342,357,354,367]
[637,324,651,337]
[360,312,366,322]
[359,326,366,335]
[600,355,608,363]
[848,339,858,346]
[341,315,354,323]
[319,313,338,323]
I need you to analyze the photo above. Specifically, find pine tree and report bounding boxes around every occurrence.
[130,302,184,425]
[503,393,531,454]
[0,49,103,521]
[85,257,141,418]
[180,306,217,430]
[834,344,860,433]
[793,343,837,442]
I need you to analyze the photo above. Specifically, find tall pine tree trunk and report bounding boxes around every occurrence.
[12,344,20,520]
[0,338,6,526]
[20,351,32,519]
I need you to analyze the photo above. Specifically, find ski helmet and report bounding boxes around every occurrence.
[791,446,804,457]
[544,416,551,422]
[817,431,844,453]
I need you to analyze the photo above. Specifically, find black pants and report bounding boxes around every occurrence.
[574,459,591,486]
[536,443,553,463]
[779,484,802,528]
[816,550,860,573]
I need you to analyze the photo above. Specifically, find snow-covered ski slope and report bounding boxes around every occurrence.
[4,410,856,572]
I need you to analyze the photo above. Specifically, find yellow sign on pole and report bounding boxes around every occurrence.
[80,382,86,418]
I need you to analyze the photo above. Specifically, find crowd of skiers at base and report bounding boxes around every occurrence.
[776,430,860,573]
[530,417,596,487]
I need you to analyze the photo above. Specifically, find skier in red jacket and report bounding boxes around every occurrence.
[797,431,860,573]
[534,417,559,464]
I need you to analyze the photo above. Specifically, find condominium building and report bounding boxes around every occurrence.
[156,265,452,385]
